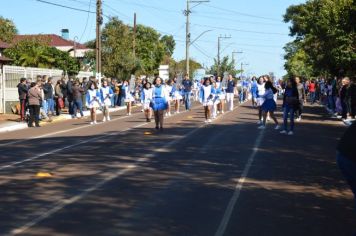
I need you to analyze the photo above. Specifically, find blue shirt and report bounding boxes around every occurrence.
[226,80,235,93]
[182,80,193,92]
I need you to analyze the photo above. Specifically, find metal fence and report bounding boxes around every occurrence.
[0,65,94,113]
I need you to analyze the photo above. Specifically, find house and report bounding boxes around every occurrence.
[0,41,12,68]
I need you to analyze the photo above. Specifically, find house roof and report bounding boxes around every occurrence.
[12,34,88,49]
[0,41,10,49]
[0,56,13,62]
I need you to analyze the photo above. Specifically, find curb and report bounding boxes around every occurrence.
[0,106,132,134]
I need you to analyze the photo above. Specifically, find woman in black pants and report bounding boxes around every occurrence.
[27,82,42,127]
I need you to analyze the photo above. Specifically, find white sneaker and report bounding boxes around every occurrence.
[288,131,294,135]
[258,125,265,129]
[280,130,287,134]
[267,116,271,121]
[207,119,212,123]
[102,117,106,122]
[274,125,280,130]
[90,121,94,125]
[94,121,97,124]
[168,112,171,116]
[107,116,111,121]
[204,119,208,123]
[221,111,224,114]
[296,117,301,122]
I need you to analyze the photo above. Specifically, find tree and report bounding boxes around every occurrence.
[169,59,202,79]
[208,56,239,77]
[0,16,17,43]
[135,24,165,75]
[160,35,176,57]
[101,17,136,79]
[4,38,79,74]
[283,41,314,78]
[284,0,356,76]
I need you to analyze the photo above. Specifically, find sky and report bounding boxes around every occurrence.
[0,0,306,78]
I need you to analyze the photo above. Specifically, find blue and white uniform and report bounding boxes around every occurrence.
[122,84,135,103]
[256,83,266,106]
[199,85,213,106]
[86,88,101,109]
[141,88,153,110]
[151,85,168,111]
[100,86,114,106]
[261,88,277,112]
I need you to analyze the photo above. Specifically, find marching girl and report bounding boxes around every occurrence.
[258,80,280,130]
[122,80,135,116]
[256,76,266,125]
[172,79,182,114]
[164,79,174,117]
[141,81,153,122]
[199,77,213,123]
[211,81,222,119]
[86,81,101,125]
[100,80,114,122]
[151,77,168,130]
[216,76,225,114]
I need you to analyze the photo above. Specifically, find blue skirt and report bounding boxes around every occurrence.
[150,97,168,111]
[261,99,276,112]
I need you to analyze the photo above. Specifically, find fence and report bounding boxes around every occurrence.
[0,65,94,113]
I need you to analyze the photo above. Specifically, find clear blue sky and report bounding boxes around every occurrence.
[1,0,305,77]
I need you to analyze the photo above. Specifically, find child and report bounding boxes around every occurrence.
[258,81,280,130]
[100,80,114,122]
[122,80,134,116]
[199,78,213,123]
[86,82,101,125]
[141,82,153,122]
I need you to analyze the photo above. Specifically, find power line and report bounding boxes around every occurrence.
[194,24,287,36]
[78,0,93,42]
[204,4,282,22]
[36,0,96,14]
[192,43,214,59]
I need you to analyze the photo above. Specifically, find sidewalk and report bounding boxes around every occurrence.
[0,106,129,134]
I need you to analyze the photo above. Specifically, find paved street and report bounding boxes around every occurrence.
[0,101,355,236]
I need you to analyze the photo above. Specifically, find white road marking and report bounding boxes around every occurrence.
[214,129,265,236]
[9,108,224,235]
[0,111,142,147]
[0,105,199,170]
[0,122,147,171]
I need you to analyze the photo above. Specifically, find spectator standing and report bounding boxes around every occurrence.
[280,77,299,135]
[182,74,193,111]
[308,79,316,104]
[71,80,85,119]
[295,77,306,121]
[43,77,55,117]
[17,78,28,122]
[27,81,42,127]
[340,77,350,120]
[55,80,64,116]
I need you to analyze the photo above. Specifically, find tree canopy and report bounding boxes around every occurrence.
[4,38,80,75]
[284,0,356,77]
[208,56,239,77]
[0,16,17,43]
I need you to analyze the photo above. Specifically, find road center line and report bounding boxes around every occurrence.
[9,106,230,235]
[215,128,265,236]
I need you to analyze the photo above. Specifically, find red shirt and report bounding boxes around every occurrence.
[309,83,316,92]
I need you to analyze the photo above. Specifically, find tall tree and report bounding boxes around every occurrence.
[0,16,17,43]
[284,0,356,76]
[101,17,136,79]
[208,56,239,77]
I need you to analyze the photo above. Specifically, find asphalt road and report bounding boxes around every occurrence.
[0,100,354,236]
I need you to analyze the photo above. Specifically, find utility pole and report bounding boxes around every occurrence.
[184,0,209,77]
[232,50,243,62]
[133,13,137,60]
[240,63,249,79]
[96,0,103,80]
[217,35,231,77]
